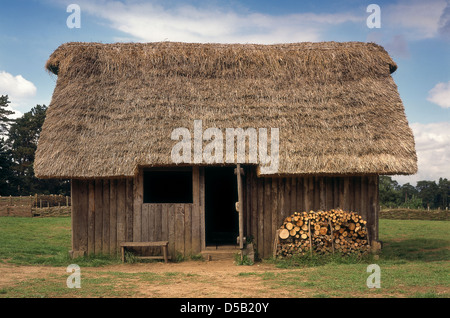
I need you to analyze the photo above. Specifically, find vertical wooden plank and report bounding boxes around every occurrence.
[290,177,297,213]
[199,167,205,251]
[319,177,326,211]
[168,204,175,257]
[279,178,286,226]
[302,176,308,212]
[374,176,380,242]
[148,204,155,241]
[333,177,340,209]
[338,177,345,210]
[366,176,374,243]
[314,176,320,211]
[80,180,89,254]
[354,177,361,215]
[263,178,272,258]
[88,180,95,256]
[133,168,143,243]
[360,176,368,223]
[326,177,334,211]
[306,177,314,212]
[109,179,117,254]
[368,175,378,243]
[117,179,126,250]
[184,204,192,256]
[175,204,185,256]
[285,176,291,214]
[343,177,350,211]
[155,204,162,242]
[257,176,264,258]
[141,204,149,254]
[349,176,355,212]
[148,204,155,255]
[271,177,278,256]
[191,167,201,253]
[296,177,303,213]
[126,178,134,242]
[161,204,169,241]
[94,179,103,254]
[250,168,258,249]
[245,168,251,240]
[102,179,110,255]
[237,164,244,251]
[71,180,80,254]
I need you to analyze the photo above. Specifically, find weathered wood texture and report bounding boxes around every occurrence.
[135,167,203,258]
[244,170,379,259]
[71,178,134,256]
[71,168,379,261]
[71,167,205,259]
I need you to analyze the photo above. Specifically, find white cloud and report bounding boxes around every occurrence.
[427,81,450,108]
[0,71,36,119]
[0,71,36,99]
[385,0,448,40]
[394,122,450,185]
[78,1,362,44]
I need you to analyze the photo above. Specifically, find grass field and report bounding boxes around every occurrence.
[0,216,448,298]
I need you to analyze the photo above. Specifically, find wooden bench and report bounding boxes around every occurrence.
[120,241,169,263]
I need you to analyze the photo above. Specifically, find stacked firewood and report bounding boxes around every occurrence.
[276,209,370,257]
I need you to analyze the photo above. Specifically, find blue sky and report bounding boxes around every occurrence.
[0,0,449,184]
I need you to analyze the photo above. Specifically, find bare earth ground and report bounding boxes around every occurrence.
[2,260,448,298]
[0,260,310,298]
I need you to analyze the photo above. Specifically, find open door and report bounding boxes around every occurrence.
[204,167,239,246]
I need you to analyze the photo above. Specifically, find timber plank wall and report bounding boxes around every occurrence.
[244,169,379,259]
[70,167,205,258]
[71,179,134,256]
[71,168,379,260]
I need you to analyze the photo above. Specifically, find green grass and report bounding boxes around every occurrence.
[271,219,449,268]
[378,219,450,262]
[0,216,448,298]
[0,217,121,267]
[0,217,72,266]
[258,218,450,297]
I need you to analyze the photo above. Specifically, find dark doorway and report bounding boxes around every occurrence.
[205,167,239,246]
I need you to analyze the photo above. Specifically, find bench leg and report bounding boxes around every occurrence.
[121,246,125,263]
[163,245,168,263]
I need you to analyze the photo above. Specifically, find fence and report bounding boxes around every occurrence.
[0,194,71,217]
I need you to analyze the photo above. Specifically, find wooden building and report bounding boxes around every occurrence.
[35,42,417,259]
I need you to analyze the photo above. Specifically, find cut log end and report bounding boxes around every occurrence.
[276,209,370,258]
[279,229,290,240]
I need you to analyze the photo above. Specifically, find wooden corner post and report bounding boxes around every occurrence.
[236,164,244,260]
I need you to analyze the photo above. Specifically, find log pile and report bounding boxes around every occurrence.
[276,209,370,257]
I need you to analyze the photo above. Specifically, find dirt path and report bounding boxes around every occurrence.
[0,260,310,298]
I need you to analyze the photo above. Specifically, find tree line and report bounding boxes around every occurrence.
[0,95,70,196]
[0,95,449,208]
[379,176,449,210]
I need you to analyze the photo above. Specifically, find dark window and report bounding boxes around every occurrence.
[143,169,193,203]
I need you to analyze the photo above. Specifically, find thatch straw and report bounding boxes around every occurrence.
[35,41,417,178]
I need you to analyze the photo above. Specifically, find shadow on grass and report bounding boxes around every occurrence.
[380,238,449,262]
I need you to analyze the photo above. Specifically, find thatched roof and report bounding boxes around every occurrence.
[35,41,417,178]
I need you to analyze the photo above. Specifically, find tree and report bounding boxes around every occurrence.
[437,178,450,209]
[416,180,439,209]
[0,95,14,135]
[0,137,16,195]
[7,104,69,195]
[379,176,401,208]
[398,182,421,208]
